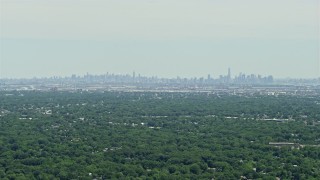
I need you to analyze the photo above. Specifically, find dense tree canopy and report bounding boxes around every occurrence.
[0,91,319,179]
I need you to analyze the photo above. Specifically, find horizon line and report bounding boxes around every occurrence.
[1,72,320,80]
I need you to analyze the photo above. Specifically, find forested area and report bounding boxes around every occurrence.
[0,91,320,179]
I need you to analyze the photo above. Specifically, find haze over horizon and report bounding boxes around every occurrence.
[1,0,319,79]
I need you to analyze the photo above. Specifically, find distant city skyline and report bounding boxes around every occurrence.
[0,67,319,80]
[1,68,271,79]
[0,68,286,81]
[0,68,276,87]
[1,0,319,79]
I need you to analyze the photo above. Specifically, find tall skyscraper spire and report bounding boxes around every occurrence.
[133,71,136,82]
[228,68,231,80]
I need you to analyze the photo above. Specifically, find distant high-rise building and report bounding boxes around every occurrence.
[228,68,231,80]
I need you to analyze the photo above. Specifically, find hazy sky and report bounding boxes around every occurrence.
[0,0,319,78]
